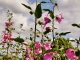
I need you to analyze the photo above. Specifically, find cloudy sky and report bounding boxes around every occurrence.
[0,0,80,42]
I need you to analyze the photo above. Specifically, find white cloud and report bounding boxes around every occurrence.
[0,0,80,40]
[53,0,80,38]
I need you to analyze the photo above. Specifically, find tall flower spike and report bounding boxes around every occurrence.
[56,14,64,23]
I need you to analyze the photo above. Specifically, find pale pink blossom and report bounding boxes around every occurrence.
[44,42,51,50]
[35,49,42,54]
[25,54,34,60]
[4,30,7,35]
[25,57,34,60]
[26,48,31,53]
[56,14,64,23]
[22,42,27,45]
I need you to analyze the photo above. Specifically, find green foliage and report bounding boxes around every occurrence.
[35,3,42,18]
[59,32,71,36]
[43,9,50,12]
[13,37,24,43]
[40,1,48,3]
[22,3,32,10]
[75,49,80,56]
[50,11,54,19]
[72,23,80,28]
[54,37,74,49]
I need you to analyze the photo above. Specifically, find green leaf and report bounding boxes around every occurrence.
[40,1,48,3]
[35,3,42,18]
[50,11,54,19]
[69,40,75,42]
[30,37,33,41]
[22,3,32,10]
[59,32,71,36]
[72,23,78,26]
[43,9,50,12]
[13,37,24,43]
[72,23,80,28]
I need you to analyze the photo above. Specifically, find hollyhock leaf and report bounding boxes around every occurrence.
[75,49,80,56]
[59,32,71,36]
[41,1,48,3]
[72,23,80,28]
[30,37,33,41]
[72,23,79,28]
[43,9,50,12]
[72,23,78,26]
[13,37,24,43]
[22,3,32,10]
[50,11,54,19]
[35,3,42,18]
[5,28,9,32]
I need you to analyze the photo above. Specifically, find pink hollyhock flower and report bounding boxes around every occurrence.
[22,42,27,45]
[3,35,8,41]
[26,48,31,53]
[25,54,34,60]
[44,52,53,60]
[10,41,13,44]
[44,42,51,50]
[35,42,42,49]
[35,49,42,54]
[2,40,6,43]
[5,22,9,27]
[25,57,34,60]
[55,14,64,23]
[44,13,50,26]
[4,30,7,35]
[65,48,77,59]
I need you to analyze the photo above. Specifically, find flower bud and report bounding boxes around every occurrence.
[54,2,58,6]
[36,33,40,37]
[38,20,43,25]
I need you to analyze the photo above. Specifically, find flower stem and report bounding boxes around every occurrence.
[52,5,55,43]
[6,42,9,60]
[33,0,38,58]
[41,25,44,56]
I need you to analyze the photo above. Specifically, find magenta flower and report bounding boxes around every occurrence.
[35,42,42,49]
[44,13,50,26]
[44,42,51,50]
[3,35,8,41]
[5,22,9,27]
[25,54,34,60]
[65,48,77,59]
[44,52,53,60]
[34,49,42,54]
[45,27,51,32]
[55,14,64,23]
